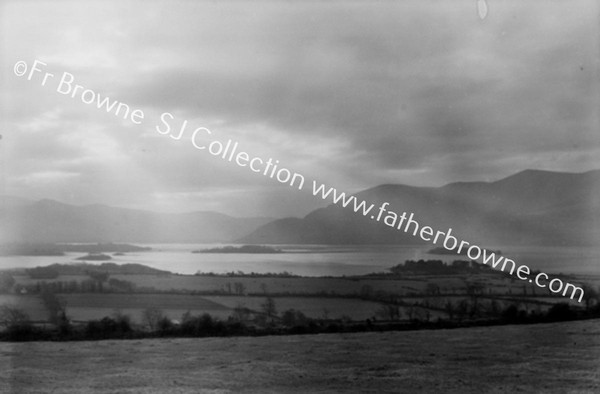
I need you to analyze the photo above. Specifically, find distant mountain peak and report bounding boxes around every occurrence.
[239,168,600,246]
[1,198,274,244]
[496,168,598,182]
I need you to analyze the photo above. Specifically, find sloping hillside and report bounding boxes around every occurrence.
[0,198,273,243]
[239,169,600,246]
[1,319,598,393]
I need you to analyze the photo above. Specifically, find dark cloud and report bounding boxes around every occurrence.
[1,1,598,216]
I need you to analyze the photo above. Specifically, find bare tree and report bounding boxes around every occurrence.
[444,300,455,320]
[406,304,416,321]
[426,283,440,296]
[232,303,251,321]
[41,290,67,324]
[142,307,165,331]
[234,282,246,295]
[456,299,469,321]
[376,304,402,321]
[261,297,277,322]
[0,305,30,329]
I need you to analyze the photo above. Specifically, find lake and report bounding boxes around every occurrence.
[0,244,599,277]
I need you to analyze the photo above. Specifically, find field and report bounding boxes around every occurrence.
[205,295,386,320]
[4,269,590,326]
[57,294,389,322]
[61,294,233,322]
[0,319,598,393]
[12,273,433,295]
[12,271,572,297]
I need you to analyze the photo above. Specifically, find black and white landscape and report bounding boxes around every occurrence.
[1,1,599,393]
[2,168,599,247]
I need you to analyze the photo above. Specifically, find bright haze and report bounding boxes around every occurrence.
[1,1,598,218]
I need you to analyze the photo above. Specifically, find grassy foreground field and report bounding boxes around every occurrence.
[1,319,598,393]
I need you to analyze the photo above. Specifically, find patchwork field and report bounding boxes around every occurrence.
[205,295,385,320]
[1,319,598,393]
[59,294,391,322]
[3,269,590,326]
[12,271,568,297]
[61,293,233,322]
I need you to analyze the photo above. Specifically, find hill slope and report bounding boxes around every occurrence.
[239,169,600,246]
[1,319,598,393]
[0,198,273,243]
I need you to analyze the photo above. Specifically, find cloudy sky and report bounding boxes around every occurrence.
[1,0,598,217]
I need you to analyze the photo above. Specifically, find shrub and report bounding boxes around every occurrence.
[0,305,36,341]
[84,314,132,340]
[157,317,175,336]
[281,309,308,327]
[546,303,576,322]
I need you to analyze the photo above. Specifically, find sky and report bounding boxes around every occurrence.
[1,0,599,218]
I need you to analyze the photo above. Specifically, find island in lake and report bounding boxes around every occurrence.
[193,245,283,254]
[427,247,502,256]
[76,253,113,261]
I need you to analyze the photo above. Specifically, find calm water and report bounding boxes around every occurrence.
[0,244,599,277]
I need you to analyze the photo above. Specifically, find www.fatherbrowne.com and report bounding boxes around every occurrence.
[14,59,585,303]
[311,181,585,303]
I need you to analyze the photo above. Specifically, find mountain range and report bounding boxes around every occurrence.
[0,197,272,243]
[1,169,598,246]
[238,169,600,247]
